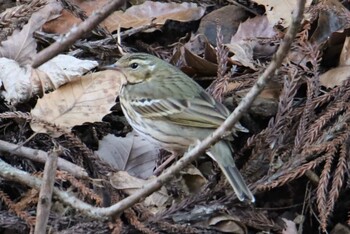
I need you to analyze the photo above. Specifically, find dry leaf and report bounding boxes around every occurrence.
[180,165,207,193]
[104,1,205,32]
[43,0,109,34]
[255,0,311,27]
[226,42,256,70]
[30,70,122,136]
[230,16,276,43]
[339,37,350,66]
[0,55,98,104]
[310,0,350,44]
[183,47,218,76]
[226,16,277,70]
[0,1,62,65]
[320,66,350,88]
[197,5,249,46]
[208,214,246,233]
[110,171,170,213]
[281,218,298,234]
[96,131,159,179]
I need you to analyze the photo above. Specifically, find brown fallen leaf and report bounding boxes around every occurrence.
[30,70,123,136]
[43,0,109,34]
[183,47,218,76]
[103,1,205,33]
[96,131,159,179]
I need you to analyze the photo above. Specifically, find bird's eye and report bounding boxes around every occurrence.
[130,63,139,69]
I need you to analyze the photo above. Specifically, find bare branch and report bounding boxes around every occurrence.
[34,145,59,234]
[0,139,88,179]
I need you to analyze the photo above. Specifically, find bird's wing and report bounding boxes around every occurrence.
[127,74,229,129]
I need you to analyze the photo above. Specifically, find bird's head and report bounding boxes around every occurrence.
[104,53,169,84]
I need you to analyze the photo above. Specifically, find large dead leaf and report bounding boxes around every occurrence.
[0,55,98,104]
[96,131,159,179]
[104,1,205,32]
[30,70,123,136]
[110,171,170,213]
[0,1,62,65]
[255,0,311,27]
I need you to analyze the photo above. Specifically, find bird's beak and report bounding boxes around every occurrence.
[99,64,120,71]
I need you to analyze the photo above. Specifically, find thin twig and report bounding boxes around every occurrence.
[32,0,125,68]
[0,139,88,179]
[34,144,59,234]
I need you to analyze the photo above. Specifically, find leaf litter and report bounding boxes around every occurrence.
[0,0,350,233]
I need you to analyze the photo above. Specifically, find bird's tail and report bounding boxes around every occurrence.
[207,141,255,202]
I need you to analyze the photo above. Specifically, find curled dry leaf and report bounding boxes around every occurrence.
[180,165,207,193]
[30,70,122,136]
[0,55,98,104]
[110,171,170,213]
[310,0,350,44]
[183,47,218,76]
[104,1,205,32]
[226,16,277,70]
[96,131,159,179]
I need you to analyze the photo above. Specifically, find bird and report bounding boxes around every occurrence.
[105,53,255,202]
